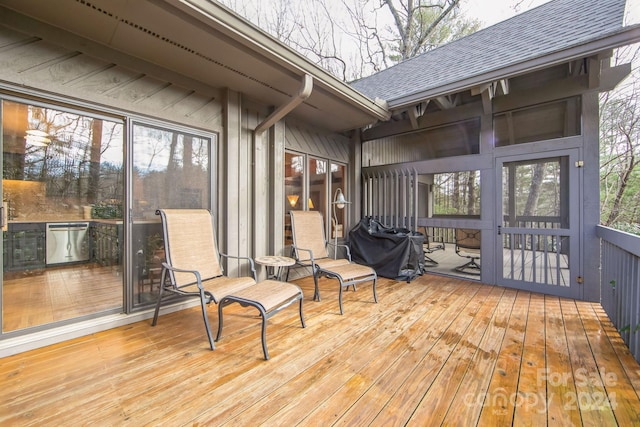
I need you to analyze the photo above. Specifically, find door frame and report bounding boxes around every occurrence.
[496,149,582,299]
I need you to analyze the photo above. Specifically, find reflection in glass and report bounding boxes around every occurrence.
[331,163,346,238]
[2,99,124,332]
[285,152,304,245]
[309,158,327,215]
[131,123,212,306]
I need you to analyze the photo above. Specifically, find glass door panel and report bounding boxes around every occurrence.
[1,99,124,332]
[284,152,304,245]
[330,163,346,239]
[131,122,213,306]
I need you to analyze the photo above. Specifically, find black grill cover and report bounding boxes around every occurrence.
[348,217,424,282]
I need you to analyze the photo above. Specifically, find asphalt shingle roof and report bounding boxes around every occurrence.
[350,0,627,105]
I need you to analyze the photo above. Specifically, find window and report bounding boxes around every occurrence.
[493,97,581,147]
[2,98,124,332]
[131,122,214,306]
[433,170,480,217]
[284,151,347,244]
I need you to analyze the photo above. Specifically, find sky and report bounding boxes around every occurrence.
[221,0,639,80]
[461,0,549,26]
[463,0,639,27]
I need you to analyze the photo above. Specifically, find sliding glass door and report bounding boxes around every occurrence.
[130,122,214,306]
[0,99,216,333]
[1,98,124,332]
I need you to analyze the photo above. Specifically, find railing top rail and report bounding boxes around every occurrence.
[596,225,640,257]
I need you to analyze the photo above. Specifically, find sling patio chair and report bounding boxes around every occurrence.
[289,210,377,315]
[418,226,445,267]
[454,228,481,275]
[152,209,305,359]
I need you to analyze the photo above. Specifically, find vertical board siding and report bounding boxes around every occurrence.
[599,226,640,363]
[285,121,350,162]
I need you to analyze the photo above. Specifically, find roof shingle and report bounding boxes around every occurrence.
[350,0,627,105]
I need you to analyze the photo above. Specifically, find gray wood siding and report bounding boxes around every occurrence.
[0,25,223,130]
[0,22,272,277]
[285,120,350,163]
[363,134,422,167]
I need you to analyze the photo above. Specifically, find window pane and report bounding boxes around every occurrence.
[494,97,581,147]
[331,163,346,238]
[502,158,566,228]
[309,158,327,214]
[2,99,124,332]
[131,122,212,306]
[285,152,305,245]
[433,170,480,216]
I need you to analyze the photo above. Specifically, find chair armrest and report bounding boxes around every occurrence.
[219,253,257,281]
[161,263,215,302]
[161,262,204,288]
[326,242,352,261]
[291,245,315,264]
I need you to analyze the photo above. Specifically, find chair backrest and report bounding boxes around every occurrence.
[289,210,329,261]
[455,228,481,250]
[158,209,223,286]
[418,226,430,243]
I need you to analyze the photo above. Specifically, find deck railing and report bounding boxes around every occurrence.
[597,225,640,363]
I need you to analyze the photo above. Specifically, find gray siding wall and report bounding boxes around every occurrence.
[0,17,357,277]
[0,19,272,277]
[0,25,223,130]
[285,120,350,163]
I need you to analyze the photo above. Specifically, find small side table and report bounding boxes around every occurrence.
[254,255,295,281]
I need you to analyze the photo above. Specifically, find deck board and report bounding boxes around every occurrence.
[1,274,640,426]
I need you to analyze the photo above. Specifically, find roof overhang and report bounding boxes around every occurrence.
[0,0,389,133]
[387,24,640,111]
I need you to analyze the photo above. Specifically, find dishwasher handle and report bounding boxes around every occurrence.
[47,223,89,230]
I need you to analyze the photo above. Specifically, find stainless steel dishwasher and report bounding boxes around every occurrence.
[46,222,90,265]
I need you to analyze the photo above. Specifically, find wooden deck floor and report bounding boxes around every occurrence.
[2,274,640,426]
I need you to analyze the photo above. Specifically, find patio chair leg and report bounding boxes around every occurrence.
[260,309,269,360]
[313,271,321,301]
[299,298,306,328]
[199,290,215,350]
[151,268,168,326]
[424,254,439,266]
[372,276,378,303]
[216,301,225,342]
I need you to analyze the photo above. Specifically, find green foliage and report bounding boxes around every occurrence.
[386,1,481,63]
[608,223,640,236]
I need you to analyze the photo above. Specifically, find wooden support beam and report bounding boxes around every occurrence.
[408,102,428,129]
[588,57,601,89]
[434,95,456,110]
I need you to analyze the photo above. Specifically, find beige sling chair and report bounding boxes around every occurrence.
[418,226,445,267]
[289,210,377,314]
[454,228,481,275]
[152,209,305,359]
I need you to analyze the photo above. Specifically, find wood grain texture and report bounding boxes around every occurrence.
[1,274,639,426]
